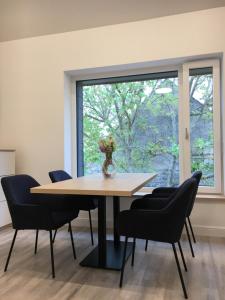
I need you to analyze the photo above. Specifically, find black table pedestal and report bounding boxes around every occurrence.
[80,240,133,270]
[80,195,132,270]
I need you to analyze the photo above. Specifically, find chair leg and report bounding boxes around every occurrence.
[119,236,128,288]
[187,217,196,243]
[172,243,188,299]
[4,229,18,272]
[185,221,195,258]
[131,238,136,266]
[34,230,39,255]
[52,229,57,243]
[145,239,148,251]
[88,210,94,245]
[178,241,188,272]
[68,222,76,259]
[49,230,55,278]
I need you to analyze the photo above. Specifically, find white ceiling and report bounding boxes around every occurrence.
[0,0,225,42]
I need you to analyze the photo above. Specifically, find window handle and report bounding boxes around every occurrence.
[185,128,189,140]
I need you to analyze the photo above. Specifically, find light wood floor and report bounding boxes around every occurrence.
[0,225,224,300]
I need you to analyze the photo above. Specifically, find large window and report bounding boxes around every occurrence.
[76,60,221,193]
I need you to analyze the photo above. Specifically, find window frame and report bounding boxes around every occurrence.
[76,70,179,177]
[74,59,222,194]
[181,59,221,194]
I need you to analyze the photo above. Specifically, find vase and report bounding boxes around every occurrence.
[102,151,116,178]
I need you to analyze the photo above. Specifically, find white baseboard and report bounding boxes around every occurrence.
[192,225,225,237]
[73,217,225,238]
[2,218,225,238]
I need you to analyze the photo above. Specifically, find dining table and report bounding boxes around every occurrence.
[31,172,156,271]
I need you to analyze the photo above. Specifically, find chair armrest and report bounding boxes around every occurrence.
[12,204,52,229]
[152,187,178,195]
[130,197,170,210]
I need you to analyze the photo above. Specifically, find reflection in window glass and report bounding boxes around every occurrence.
[82,73,179,187]
[189,68,214,186]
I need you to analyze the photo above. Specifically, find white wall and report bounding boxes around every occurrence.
[0,7,225,236]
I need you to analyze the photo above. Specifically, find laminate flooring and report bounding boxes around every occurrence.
[0,225,224,300]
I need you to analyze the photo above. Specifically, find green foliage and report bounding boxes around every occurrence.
[82,73,214,187]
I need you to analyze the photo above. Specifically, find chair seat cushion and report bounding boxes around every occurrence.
[149,193,171,198]
[65,195,98,211]
[31,194,78,211]
[51,209,79,228]
[131,197,170,210]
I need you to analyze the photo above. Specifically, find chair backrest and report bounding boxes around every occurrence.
[161,177,197,242]
[1,174,40,221]
[49,170,72,183]
[191,171,202,185]
[186,171,202,216]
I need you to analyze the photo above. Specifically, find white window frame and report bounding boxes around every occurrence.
[181,59,221,194]
[73,59,222,194]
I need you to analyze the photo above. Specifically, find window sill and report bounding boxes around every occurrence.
[133,191,225,200]
[196,194,225,200]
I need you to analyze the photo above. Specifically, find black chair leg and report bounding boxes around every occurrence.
[68,222,76,259]
[145,239,148,251]
[119,236,128,288]
[187,217,196,243]
[172,243,188,299]
[185,221,195,258]
[178,241,188,272]
[52,229,57,243]
[34,230,39,255]
[131,238,136,266]
[49,230,55,278]
[88,210,94,245]
[4,229,18,272]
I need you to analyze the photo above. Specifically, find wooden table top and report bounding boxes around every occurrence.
[31,173,156,197]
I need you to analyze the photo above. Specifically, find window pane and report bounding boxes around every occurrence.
[189,67,214,186]
[81,73,179,187]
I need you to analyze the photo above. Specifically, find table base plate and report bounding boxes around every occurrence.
[80,240,133,271]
